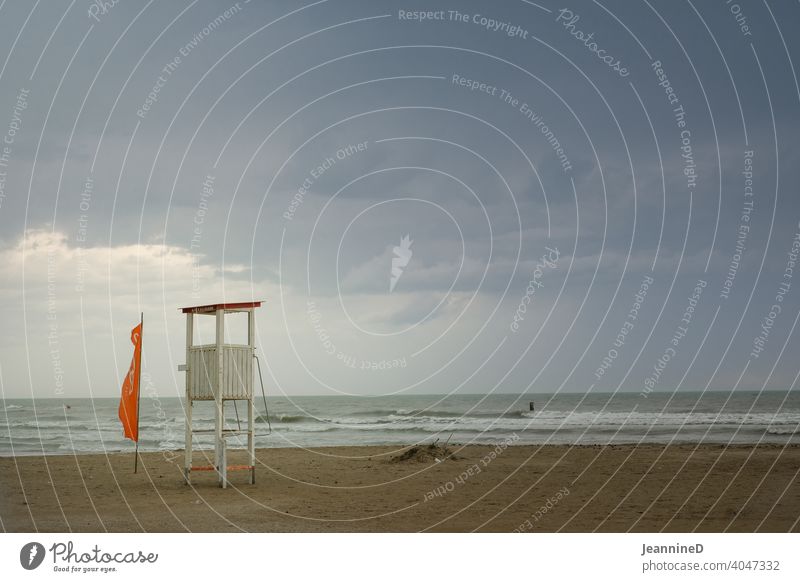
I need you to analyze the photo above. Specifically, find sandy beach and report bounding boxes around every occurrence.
[1,444,798,532]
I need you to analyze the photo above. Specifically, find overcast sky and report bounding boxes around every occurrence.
[0,0,799,399]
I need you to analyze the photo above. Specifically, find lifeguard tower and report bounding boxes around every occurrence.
[178,301,262,488]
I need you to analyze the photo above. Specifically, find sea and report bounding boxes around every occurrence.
[1,391,799,456]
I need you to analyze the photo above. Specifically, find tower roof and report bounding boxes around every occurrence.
[180,301,263,314]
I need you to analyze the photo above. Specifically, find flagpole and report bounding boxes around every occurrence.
[134,311,143,473]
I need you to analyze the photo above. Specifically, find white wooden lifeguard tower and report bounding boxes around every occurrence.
[178,301,262,488]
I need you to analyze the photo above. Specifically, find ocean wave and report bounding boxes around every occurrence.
[255,414,315,424]
[0,434,65,443]
[243,408,800,428]
[276,414,315,423]
[382,409,538,420]
[3,420,82,429]
[5,410,800,433]
[392,409,511,419]
[345,408,528,419]
[765,427,800,436]
[279,425,340,433]
[2,394,800,456]
[265,411,800,434]
[514,411,800,426]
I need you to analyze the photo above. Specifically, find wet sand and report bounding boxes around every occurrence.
[1,444,798,532]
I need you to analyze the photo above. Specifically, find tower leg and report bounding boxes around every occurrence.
[248,397,255,484]
[220,438,227,489]
[184,312,194,485]
[215,308,225,488]
[184,400,192,485]
[216,401,225,488]
[247,307,256,485]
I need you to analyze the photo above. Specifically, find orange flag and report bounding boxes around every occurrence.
[118,321,142,442]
